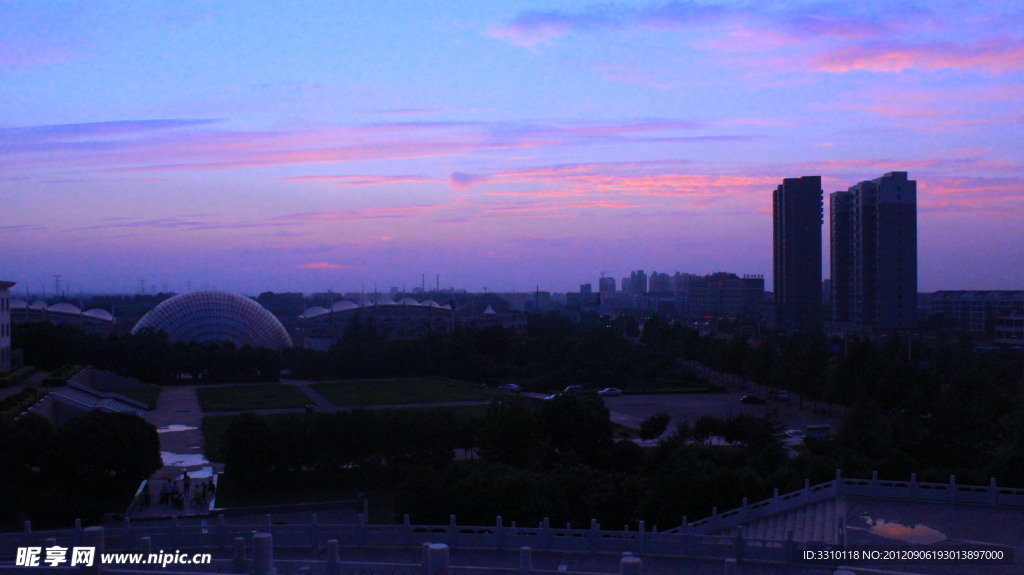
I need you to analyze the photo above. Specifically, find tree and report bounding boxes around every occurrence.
[46,411,162,496]
[638,412,671,441]
[223,413,277,487]
[476,400,545,468]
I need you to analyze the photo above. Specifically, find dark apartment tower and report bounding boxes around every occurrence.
[830,172,917,331]
[630,270,648,294]
[773,176,824,330]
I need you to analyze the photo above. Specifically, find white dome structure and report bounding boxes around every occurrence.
[132,291,292,350]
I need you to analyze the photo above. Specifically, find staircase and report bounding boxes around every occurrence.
[719,498,842,544]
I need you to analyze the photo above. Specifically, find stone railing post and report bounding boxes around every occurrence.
[710,507,718,531]
[263,514,273,534]
[542,517,551,550]
[325,540,339,575]
[123,516,132,550]
[590,519,599,554]
[619,553,642,575]
[783,530,795,564]
[949,475,957,503]
[519,546,532,575]
[741,497,749,521]
[637,520,646,554]
[496,516,504,550]
[218,514,228,548]
[23,520,31,546]
[447,515,457,548]
[733,526,745,561]
[232,537,246,574]
[990,478,998,506]
[403,514,413,546]
[140,537,152,570]
[82,526,105,575]
[74,519,83,547]
[910,473,918,500]
[252,532,276,575]
[427,543,449,575]
[870,471,878,498]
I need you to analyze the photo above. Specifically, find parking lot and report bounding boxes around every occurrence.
[602,389,843,439]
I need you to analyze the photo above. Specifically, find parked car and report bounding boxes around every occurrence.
[785,429,806,439]
[740,394,766,404]
[597,388,623,396]
[497,384,522,393]
[543,394,560,400]
[562,385,584,394]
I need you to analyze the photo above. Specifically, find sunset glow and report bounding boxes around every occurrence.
[2,1,1022,294]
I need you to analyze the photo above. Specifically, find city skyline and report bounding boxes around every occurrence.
[3,1,1023,294]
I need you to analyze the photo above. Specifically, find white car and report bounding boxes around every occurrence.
[597,388,623,396]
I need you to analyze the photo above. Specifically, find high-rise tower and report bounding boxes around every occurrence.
[773,176,823,330]
[0,280,15,373]
[830,172,917,331]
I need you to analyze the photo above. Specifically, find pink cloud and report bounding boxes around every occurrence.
[451,162,774,202]
[277,174,441,186]
[297,262,352,270]
[275,205,442,223]
[815,39,1024,73]
[918,176,1024,215]
[3,119,703,177]
[490,3,921,50]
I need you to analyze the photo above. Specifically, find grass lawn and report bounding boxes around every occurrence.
[109,385,161,409]
[197,383,313,412]
[311,378,496,407]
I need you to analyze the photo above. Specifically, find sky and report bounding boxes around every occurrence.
[2,0,1023,296]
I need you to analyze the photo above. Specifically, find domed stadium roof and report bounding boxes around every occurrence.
[48,302,82,315]
[330,300,358,312]
[83,308,115,323]
[132,291,292,350]
[299,306,329,320]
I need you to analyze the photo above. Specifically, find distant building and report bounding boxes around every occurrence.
[630,270,648,294]
[773,176,823,330]
[687,272,764,324]
[927,291,1024,336]
[831,172,917,332]
[995,311,1024,347]
[673,272,697,294]
[0,281,14,372]
[648,271,672,295]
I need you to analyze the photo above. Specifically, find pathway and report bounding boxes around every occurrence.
[134,385,220,519]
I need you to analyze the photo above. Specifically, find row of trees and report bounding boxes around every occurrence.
[641,317,1024,485]
[0,412,161,527]
[285,312,699,390]
[220,395,799,527]
[14,322,280,383]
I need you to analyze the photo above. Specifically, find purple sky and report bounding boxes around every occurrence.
[2,1,1022,295]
